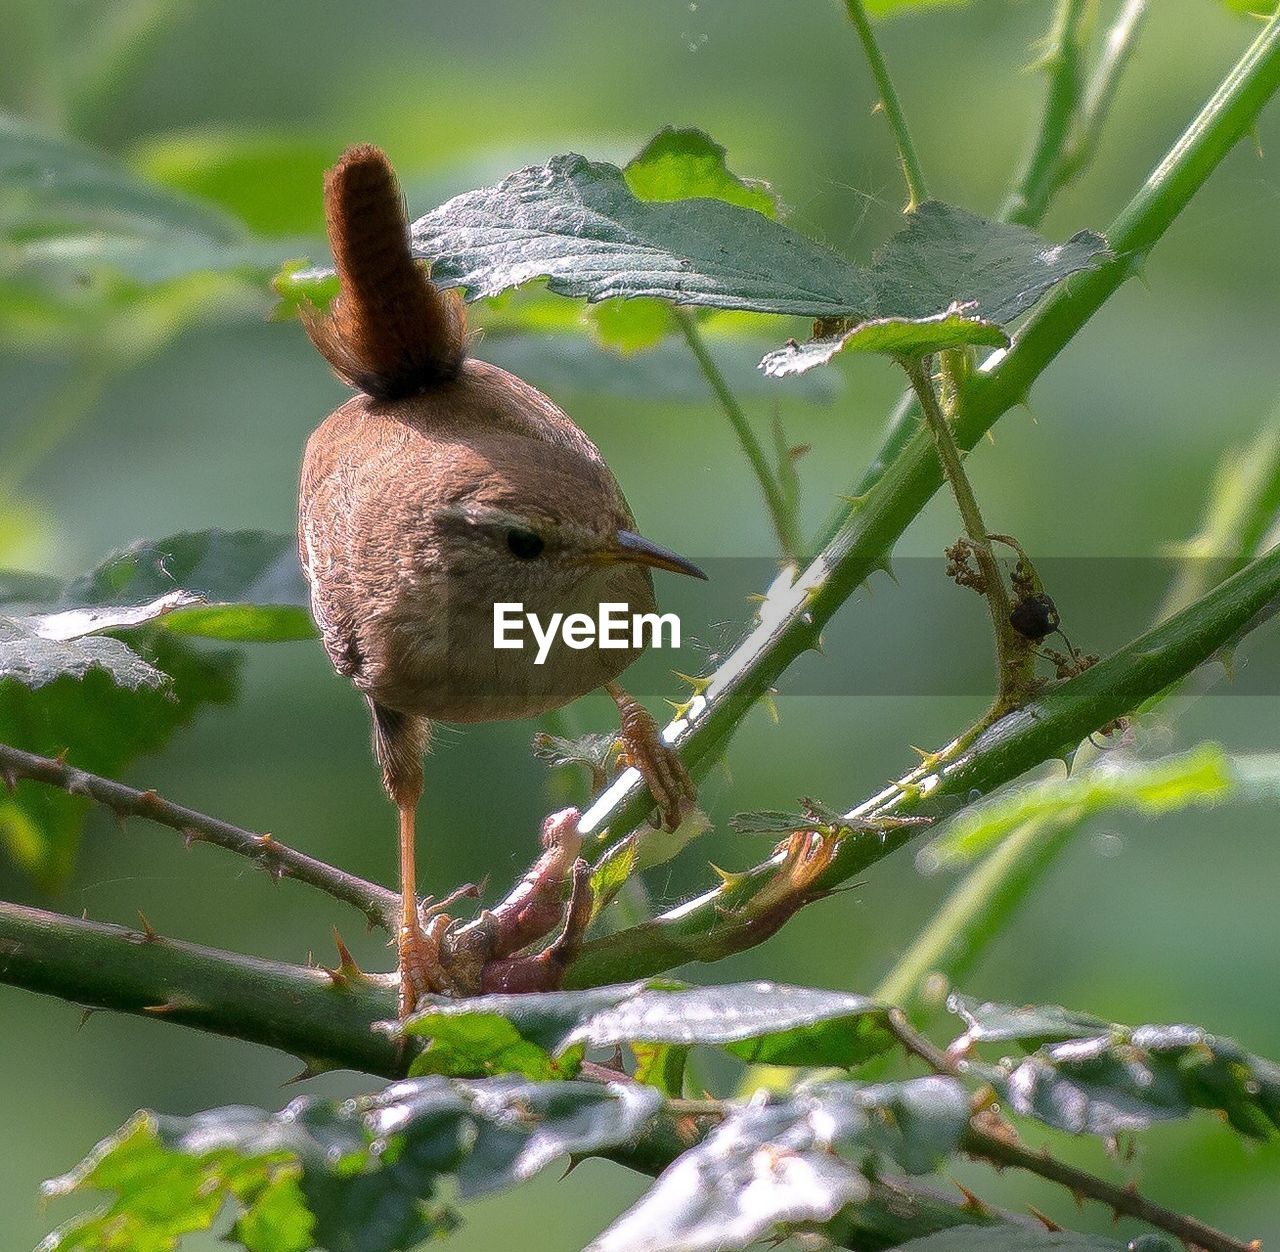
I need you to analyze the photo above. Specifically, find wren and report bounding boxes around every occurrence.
[297,145,703,1013]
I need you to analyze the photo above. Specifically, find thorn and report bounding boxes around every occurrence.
[330,927,369,985]
[77,1008,96,1030]
[182,827,198,850]
[760,692,779,724]
[953,1181,990,1216]
[1028,1205,1062,1232]
[135,910,160,942]
[138,788,161,809]
[259,832,274,845]
[80,907,89,920]
[671,671,712,696]
[113,807,128,831]
[54,748,69,767]
[1,768,17,795]
[708,862,749,890]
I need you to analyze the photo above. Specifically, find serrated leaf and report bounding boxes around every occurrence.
[397,981,891,1075]
[42,1077,660,1252]
[0,614,166,690]
[947,995,1112,1048]
[949,996,1280,1139]
[762,202,1108,373]
[0,629,238,882]
[589,1078,969,1252]
[2,529,314,643]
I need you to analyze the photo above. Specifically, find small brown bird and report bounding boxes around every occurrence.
[297,145,702,1013]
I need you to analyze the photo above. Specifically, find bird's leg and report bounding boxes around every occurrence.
[606,681,695,831]
[396,804,456,1014]
[371,701,462,1014]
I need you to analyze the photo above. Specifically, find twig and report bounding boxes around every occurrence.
[884,1011,1258,1252]
[673,308,801,561]
[0,742,398,931]
[901,355,1029,712]
[843,0,929,210]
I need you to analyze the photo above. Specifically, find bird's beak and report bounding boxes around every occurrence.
[604,529,708,580]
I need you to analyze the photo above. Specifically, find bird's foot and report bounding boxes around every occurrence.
[397,912,461,1017]
[609,686,696,831]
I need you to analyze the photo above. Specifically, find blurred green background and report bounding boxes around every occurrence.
[3,0,1279,1246]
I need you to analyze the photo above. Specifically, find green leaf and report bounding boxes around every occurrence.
[589,1077,969,1252]
[284,148,1104,338]
[761,305,1008,376]
[622,127,780,218]
[0,530,306,880]
[42,1077,661,1252]
[396,981,891,1076]
[919,745,1239,872]
[1,114,309,337]
[947,995,1112,1048]
[948,996,1280,1139]
[2,529,314,643]
[0,628,239,882]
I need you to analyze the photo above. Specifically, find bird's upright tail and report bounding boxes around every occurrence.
[303,144,467,400]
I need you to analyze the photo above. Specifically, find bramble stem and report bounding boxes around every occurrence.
[843,0,929,211]
[0,900,401,1075]
[568,544,1280,985]
[673,308,801,561]
[0,742,398,931]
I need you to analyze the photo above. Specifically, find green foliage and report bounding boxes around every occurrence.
[281,156,1105,364]
[919,744,1241,871]
[0,113,301,339]
[590,1077,971,1252]
[0,529,307,878]
[40,1076,661,1252]
[396,980,893,1079]
[950,995,1280,1139]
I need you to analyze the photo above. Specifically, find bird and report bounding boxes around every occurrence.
[297,145,704,1015]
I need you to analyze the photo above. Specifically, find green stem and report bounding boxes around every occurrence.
[843,0,929,210]
[673,309,800,561]
[901,355,1022,706]
[0,901,402,1076]
[576,14,1280,852]
[569,543,1280,985]
[1000,0,1090,226]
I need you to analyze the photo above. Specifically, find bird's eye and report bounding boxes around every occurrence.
[506,528,546,560]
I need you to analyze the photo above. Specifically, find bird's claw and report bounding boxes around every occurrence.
[610,686,696,831]
[397,912,464,1016]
